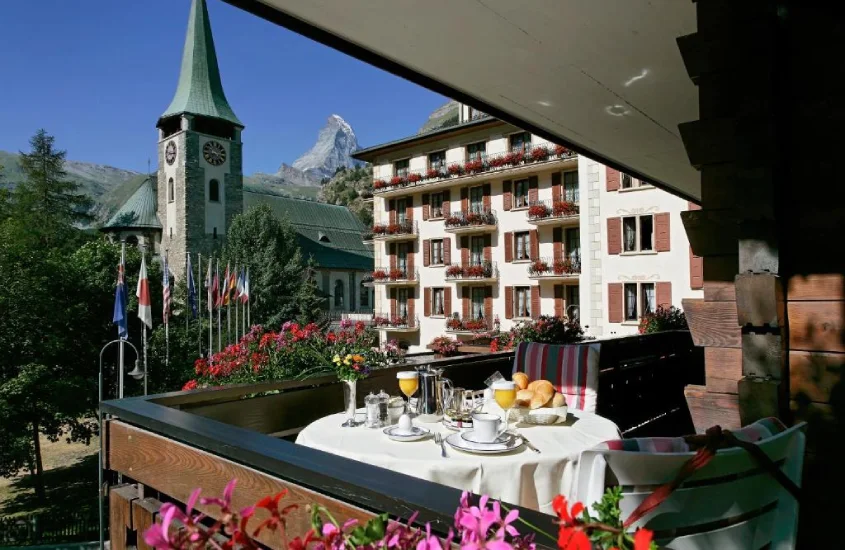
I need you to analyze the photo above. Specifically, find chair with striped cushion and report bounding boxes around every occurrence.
[574,419,805,549]
[512,342,601,413]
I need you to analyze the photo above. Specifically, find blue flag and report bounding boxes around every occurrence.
[187,253,197,318]
[112,246,128,339]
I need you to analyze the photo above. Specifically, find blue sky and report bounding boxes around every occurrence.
[0,0,446,174]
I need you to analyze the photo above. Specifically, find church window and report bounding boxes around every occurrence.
[318,231,330,243]
[126,236,139,247]
[169,227,173,238]
[209,179,220,202]
[360,282,369,308]
[168,178,175,203]
[213,227,218,239]
[334,280,344,308]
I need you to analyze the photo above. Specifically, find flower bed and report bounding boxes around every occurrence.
[531,146,550,161]
[464,159,484,174]
[429,336,462,357]
[553,258,575,275]
[408,173,422,183]
[489,315,585,352]
[445,265,464,278]
[388,268,406,281]
[531,259,550,274]
[553,200,578,216]
[426,168,441,179]
[372,269,388,281]
[528,204,550,219]
[389,176,405,187]
[373,179,386,189]
[639,305,688,334]
[447,163,464,176]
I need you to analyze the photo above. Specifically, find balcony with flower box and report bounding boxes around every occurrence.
[359,189,374,204]
[369,266,419,286]
[526,199,580,227]
[527,254,582,281]
[443,209,497,234]
[444,314,493,334]
[444,261,498,284]
[371,143,578,196]
[369,220,417,242]
[372,313,419,332]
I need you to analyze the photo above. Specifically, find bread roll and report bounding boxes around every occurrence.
[512,372,529,391]
[528,379,554,395]
[515,389,534,407]
[551,392,566,408]
[530,388,553,409]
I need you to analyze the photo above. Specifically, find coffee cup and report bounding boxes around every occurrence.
[471,412,506,443]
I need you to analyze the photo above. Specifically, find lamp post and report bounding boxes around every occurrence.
[98,339,142,550]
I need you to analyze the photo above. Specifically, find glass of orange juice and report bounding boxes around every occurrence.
[397,371,419,414]
[492,380,517,434]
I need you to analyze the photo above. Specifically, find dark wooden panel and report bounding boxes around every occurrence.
[788,301,845,354]
[738,377,782,425]
[683,299,741,348]
[703,254,739,283]
[684,385,741,433]
[108,421,375,549]
[735,273,784,328]
[704,281,736,302]
[680,209,740,257]
[787,274,845,301]
[789,350,844,405]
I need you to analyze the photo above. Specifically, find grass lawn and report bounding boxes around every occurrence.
[0,434,100,518]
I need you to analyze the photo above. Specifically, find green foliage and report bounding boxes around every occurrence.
[580,487,656,550]
[319,164,373,226]
[638,305,688,334]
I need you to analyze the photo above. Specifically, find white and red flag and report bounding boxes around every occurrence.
[136,254,152,329]
[162,254,172,322]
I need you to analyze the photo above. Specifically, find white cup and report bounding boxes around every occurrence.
[471,412,506,443]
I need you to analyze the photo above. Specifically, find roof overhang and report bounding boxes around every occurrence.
[222,0,700,201]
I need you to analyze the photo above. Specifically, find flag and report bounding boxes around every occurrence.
[186,254,197,318]
[136,254,152,329]
[228,266,238,299]
[163,254,172,322]
[241,268,250,304]
[205,259,216,311]
[112,246,128,339]
[221,263,231,306]
[236,268,244,301]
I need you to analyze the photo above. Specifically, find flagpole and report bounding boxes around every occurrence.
[217,260,221,353]
[185,254,190,334]
[227,296,231,345]
[119,242,125,399]
[235,267,239,342]
[198,253,202,357]
[247,267,251,328]
[143,324,148,396]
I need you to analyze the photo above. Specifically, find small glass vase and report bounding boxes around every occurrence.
[341,379,361,427]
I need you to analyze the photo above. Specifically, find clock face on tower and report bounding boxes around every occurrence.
[165,141,177,165]
[203,141,227,166]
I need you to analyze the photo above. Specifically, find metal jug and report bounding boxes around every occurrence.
[415,366,449,422]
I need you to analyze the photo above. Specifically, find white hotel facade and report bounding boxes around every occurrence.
[354,106,703,353]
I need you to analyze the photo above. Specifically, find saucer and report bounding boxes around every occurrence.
[445,432,524,454]
[460,430,513,445]
[383,425,430,442]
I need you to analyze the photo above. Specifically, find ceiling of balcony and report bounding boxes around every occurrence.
[230,0,700,201]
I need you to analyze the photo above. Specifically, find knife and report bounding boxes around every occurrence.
[512,432,540,453]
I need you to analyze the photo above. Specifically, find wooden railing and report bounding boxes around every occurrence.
[101,331,702,549]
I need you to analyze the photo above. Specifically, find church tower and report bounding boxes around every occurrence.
[157,0,243,276]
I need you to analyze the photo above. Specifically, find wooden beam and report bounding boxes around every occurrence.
[107,421,375,549]
[789,350,844,404]
[705,347,741,394]
[704,281,736,302]
[735,273,784,328]
[132,497,162,550]
[683,299,741,348]
[788,301,845,354]
[703,254,739,283]
[787,274,845,301]
[680,210,740,257]
[684,385,741,433]
[109,484,138,550]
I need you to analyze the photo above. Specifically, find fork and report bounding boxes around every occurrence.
[434,432,448,458]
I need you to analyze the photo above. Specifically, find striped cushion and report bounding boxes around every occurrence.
[512,342,600,413]
[595,437,691,453]
[732,417,787,443]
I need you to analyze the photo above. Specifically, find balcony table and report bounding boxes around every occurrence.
[296,408,620,515]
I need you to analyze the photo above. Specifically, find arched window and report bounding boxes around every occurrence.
[209,179,220,202]
[334,279,344,308]
[168,178,175,203]
[213,227,218,239]
[360,282,369,308]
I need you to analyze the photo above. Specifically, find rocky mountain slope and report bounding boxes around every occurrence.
[292,114,362,181]
[419,100,459,134]
[319,165,373,226]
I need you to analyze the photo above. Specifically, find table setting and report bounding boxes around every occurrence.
[296,365,620,514]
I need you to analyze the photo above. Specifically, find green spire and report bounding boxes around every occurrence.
[159,0,242,127]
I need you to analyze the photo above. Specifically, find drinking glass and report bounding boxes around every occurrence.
[396,371,419,414]
[484,371,504,388]
[492,380,517,434]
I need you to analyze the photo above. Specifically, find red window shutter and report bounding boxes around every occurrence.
[462,286,470,318]
[422,193,430,220]
[390,288,397,317]
[443,190,450,215]
[482,183,491,211]
[423,239,431,267]
[606,168,620,191]
[531,286,541,319]
[551,172,562,203]
[405,197,413,222]
[389,243,396,269]
[484,234,492,262]
[461,236,470,265]
[388,199,396,224]
[530,229,539,260]
[443,238,451,264]
[444,287,452,316]
[608,283,623,323]
[407,295,415,323]
[504,232,513,262]
[484,286,493,329]
[424,287,431,317]
[688,201,702,211]
[407,249,414,275]
[607,217,622,255]
[690,247,704,290]
[504,286,514,319]
[655,213,671,252]
[528,176,538,205]
[554,285,564,317]
[503,180,512,211]
[552,227,563,261]
[657,282,672,309]
[461,187,469,212]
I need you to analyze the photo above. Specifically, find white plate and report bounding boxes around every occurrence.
[461,430,513,445]
[383,425,431,442]
[445,432,524,454]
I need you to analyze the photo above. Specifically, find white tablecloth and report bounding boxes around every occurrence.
[296,409,620,515]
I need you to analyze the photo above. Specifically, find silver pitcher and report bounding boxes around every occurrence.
[415,366,451,422]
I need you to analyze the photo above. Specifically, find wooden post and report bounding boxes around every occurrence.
[109,484,139,550]
[133,497,163,550]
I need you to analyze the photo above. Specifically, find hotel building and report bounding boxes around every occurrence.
[354,106,702,352]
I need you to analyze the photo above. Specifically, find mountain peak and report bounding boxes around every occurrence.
[292,114,361,181]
